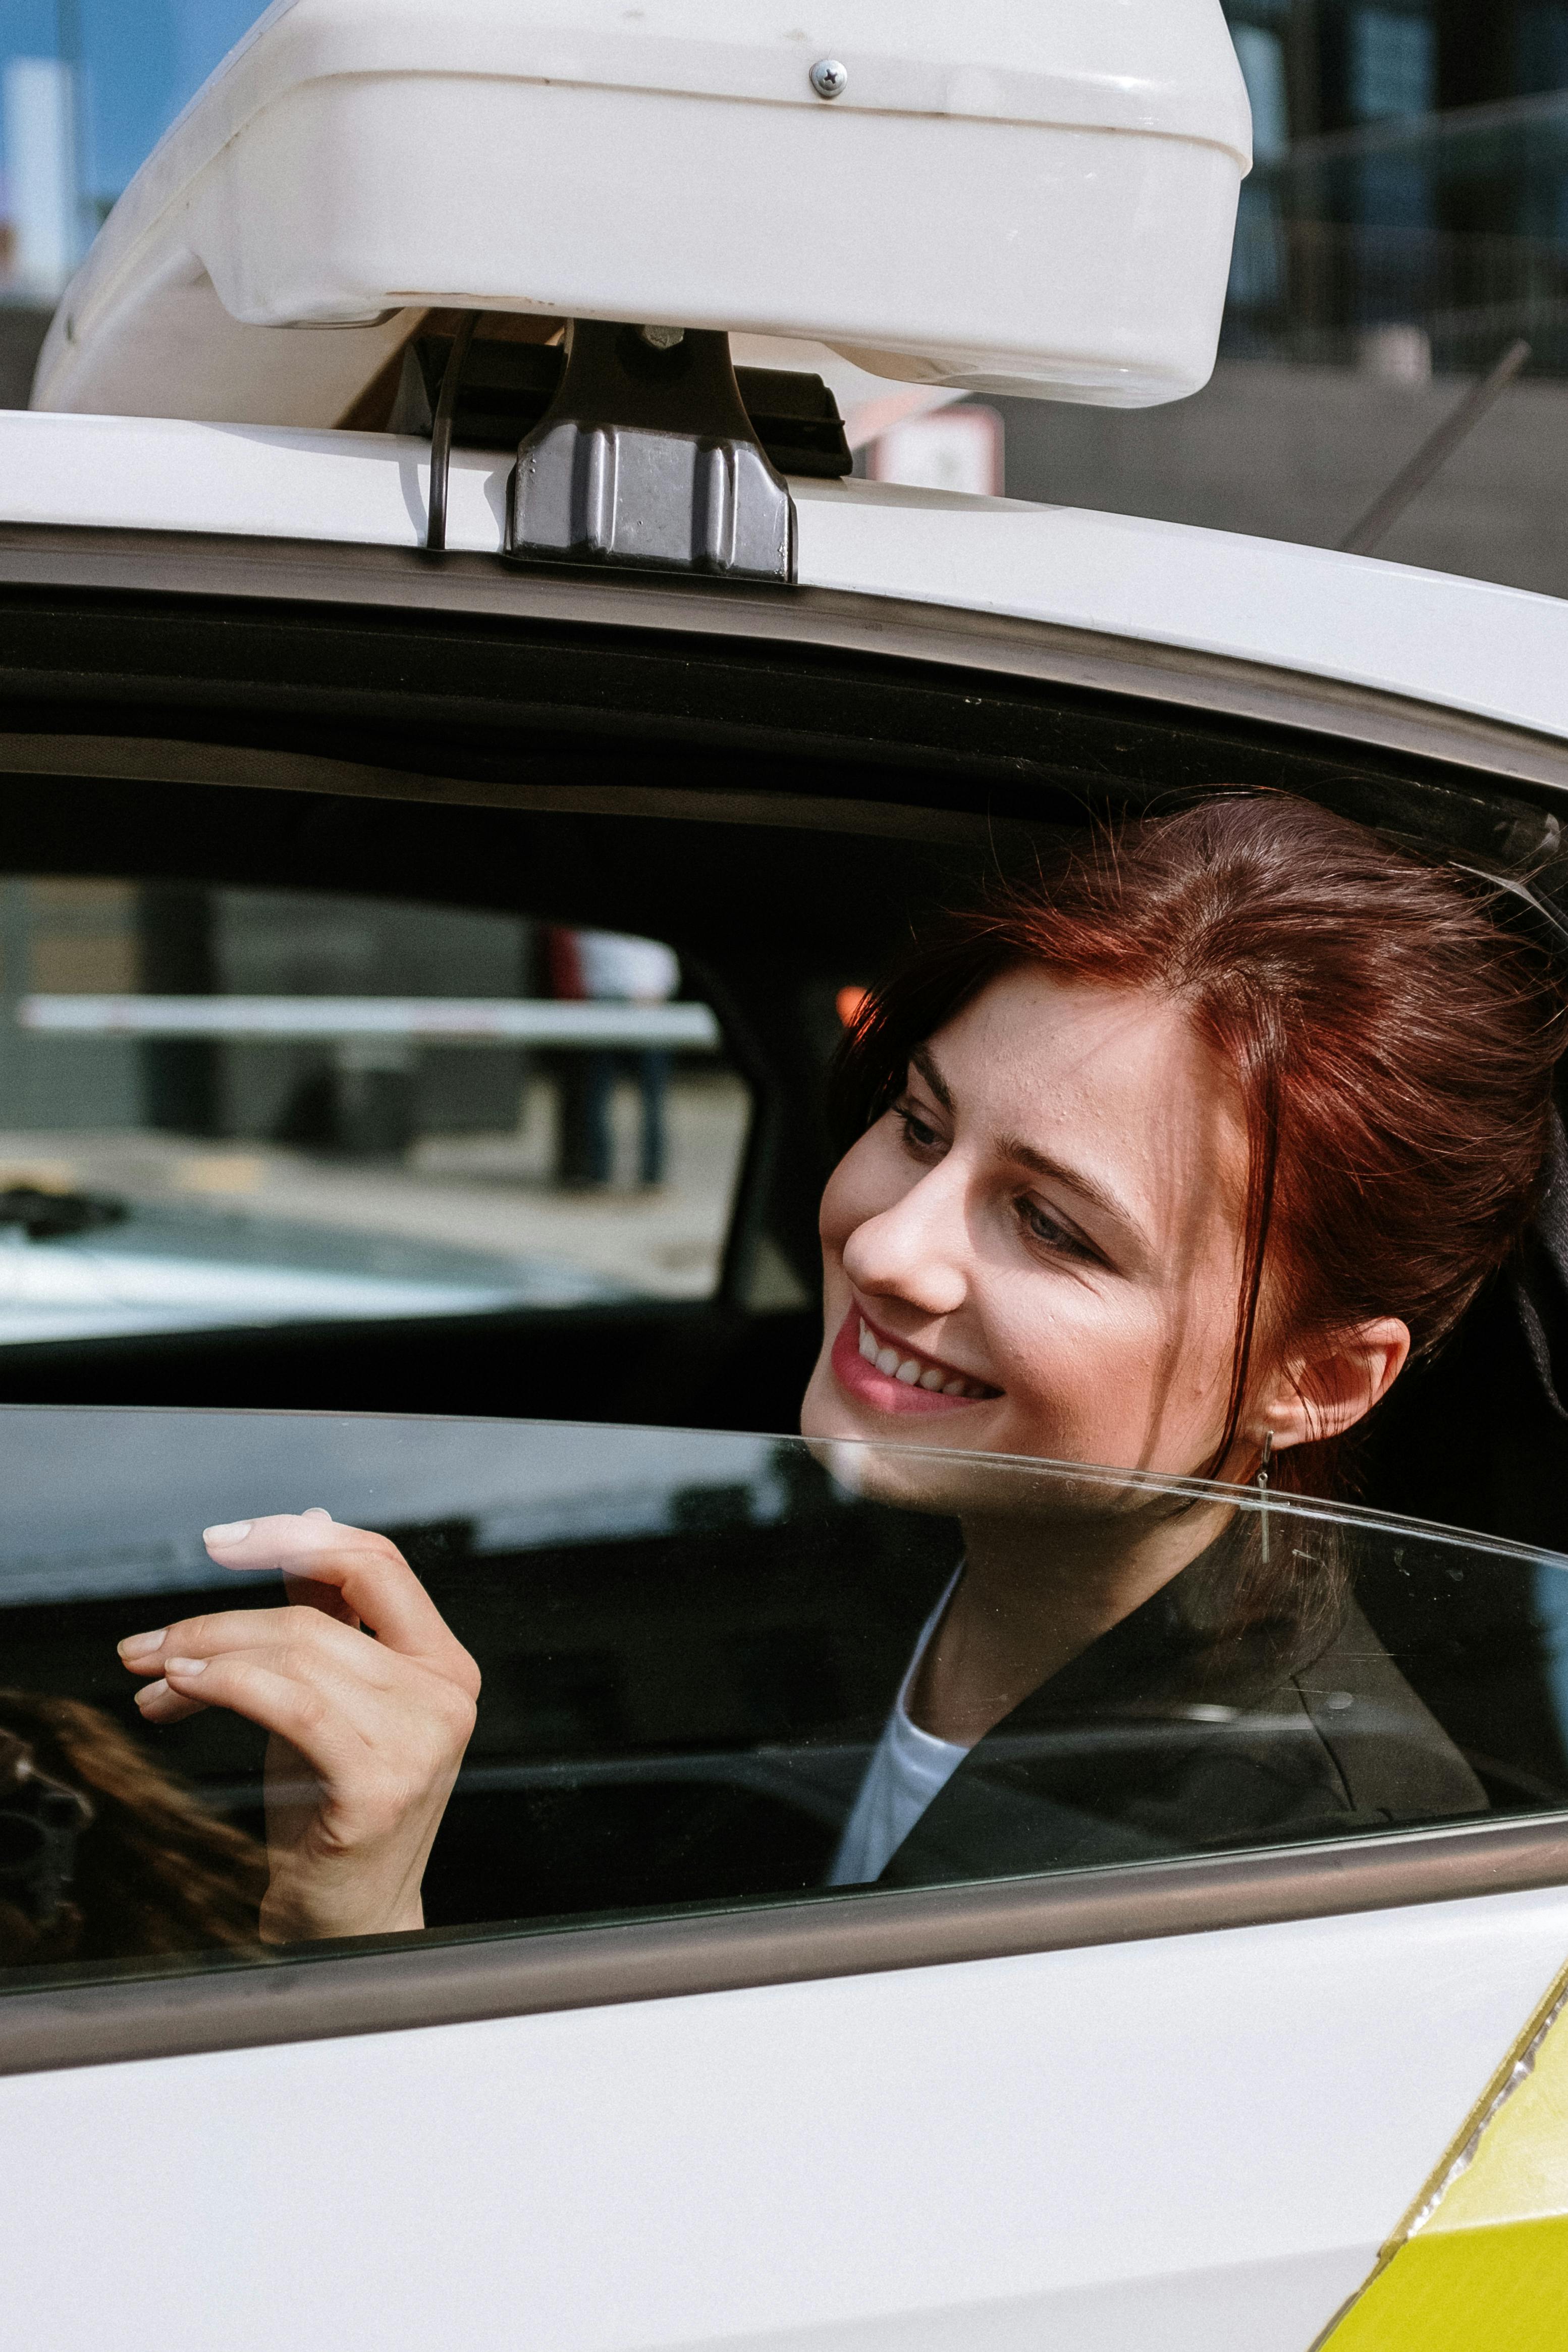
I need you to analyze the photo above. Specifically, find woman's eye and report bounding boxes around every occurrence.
[895,1105,943,1154]
[1019,1198,1095,1261]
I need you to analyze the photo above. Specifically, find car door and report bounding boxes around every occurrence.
[1,1406,1566,2350]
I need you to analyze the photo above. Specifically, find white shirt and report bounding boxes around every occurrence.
[828,1568,967,1886]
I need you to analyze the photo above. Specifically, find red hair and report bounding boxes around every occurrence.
[833,793,1566,1496]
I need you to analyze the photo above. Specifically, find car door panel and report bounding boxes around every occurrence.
[3,1890,1564,2351]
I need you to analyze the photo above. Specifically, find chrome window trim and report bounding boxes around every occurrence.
[0,521,1564,804]
[4,1813,1566,2078]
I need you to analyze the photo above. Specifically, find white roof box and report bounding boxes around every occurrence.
[33,0,1252,430]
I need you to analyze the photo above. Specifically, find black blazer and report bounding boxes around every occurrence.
[872,1539,1485,1890]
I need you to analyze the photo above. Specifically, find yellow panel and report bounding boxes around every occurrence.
[1323,2218,1568,2349]
[1315,1969,1568,2348]
[1427,2003,1568,2233]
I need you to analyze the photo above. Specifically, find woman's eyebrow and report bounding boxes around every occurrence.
[909,1045,954,1111]
[1000,1135,1151,1256]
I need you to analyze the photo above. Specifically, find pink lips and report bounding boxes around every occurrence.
[829,1306,996,1417]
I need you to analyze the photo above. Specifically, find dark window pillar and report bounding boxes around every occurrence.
[136,885,222,1136]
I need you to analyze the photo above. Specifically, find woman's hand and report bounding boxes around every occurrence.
[117,1510,479,1944]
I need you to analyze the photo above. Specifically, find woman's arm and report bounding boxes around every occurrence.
[117,1509,479,1943]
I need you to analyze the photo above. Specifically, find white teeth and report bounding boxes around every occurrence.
[857,1316,990,1400]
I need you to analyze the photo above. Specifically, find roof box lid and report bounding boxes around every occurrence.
[33,0,1252,431]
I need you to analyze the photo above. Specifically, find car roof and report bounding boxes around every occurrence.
[19,4,1554,776]
[2,405,1564,753]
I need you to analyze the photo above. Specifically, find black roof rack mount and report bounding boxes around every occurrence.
[399,320,853,584]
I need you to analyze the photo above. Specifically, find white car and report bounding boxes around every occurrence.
[0,5,1565,2347]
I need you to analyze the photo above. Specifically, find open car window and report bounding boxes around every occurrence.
[3,1408,1566,2002]
[0,879,746,1341]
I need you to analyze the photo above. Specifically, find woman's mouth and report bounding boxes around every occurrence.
[830,1307,1001,1416]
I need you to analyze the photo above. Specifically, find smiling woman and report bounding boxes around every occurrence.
[112,792,1568,1927]
[796,790,1567,1878]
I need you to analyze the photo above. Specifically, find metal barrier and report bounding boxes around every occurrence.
[16,996,721,1048]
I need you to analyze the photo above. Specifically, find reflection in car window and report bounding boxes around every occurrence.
[1,1410,1563,1988]
[0,880,747,1340]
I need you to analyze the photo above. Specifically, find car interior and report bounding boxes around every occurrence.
[4,564,1568,1958]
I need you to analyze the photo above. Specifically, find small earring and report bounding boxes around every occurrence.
[1256,1430,1274,1567]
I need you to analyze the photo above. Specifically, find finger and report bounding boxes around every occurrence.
[118,1622,170,1674]
[162,1648,472,1787]
[202,1514,468,1670]
[280,1509,361,1626]
[198,1511,357,1626]
[160,1624,459,1748]
[167,1647,389,1749]
[133,1677,209,1725]
[158,1653,368,1783]
[120,1605,402,1692]
[118,1624,214,1718]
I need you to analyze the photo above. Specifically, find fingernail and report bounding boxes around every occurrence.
[165,1656,207,1677]
[303,1507,332,1521]
[118,1629,167,1658]
[203,1521,252,1545]
[134,1679,168,1706]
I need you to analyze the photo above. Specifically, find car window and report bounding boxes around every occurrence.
[1,1408,1564,1994]
[0,878,747,1341]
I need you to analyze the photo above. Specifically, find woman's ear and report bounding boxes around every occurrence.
[1264,1317,1412,1453]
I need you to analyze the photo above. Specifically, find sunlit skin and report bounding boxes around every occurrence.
[118,1510,479,1943]
[800,968,1409,1748]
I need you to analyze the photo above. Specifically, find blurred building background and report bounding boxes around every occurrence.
[0,0,255,395]
[0,4,1564,586]
[997,2,1568,594]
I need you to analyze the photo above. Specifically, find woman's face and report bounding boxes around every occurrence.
[800,967,1259,1479]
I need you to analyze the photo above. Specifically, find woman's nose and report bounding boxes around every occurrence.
[842,1166,969,1318]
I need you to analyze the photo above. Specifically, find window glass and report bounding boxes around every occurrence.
[1,1410,1564,1988]
[0,880,747,1340]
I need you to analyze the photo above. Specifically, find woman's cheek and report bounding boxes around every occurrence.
[1036,1294,1231,1473]
[996,1290,1145,1461]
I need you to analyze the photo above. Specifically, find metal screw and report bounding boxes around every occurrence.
[809,57,848,99]
[639,324,685,350]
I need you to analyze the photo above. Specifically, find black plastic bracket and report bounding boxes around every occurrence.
[503,322,797,584]
[393,332,850,483]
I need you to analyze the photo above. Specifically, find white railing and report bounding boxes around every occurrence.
[16,996,721,1048]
